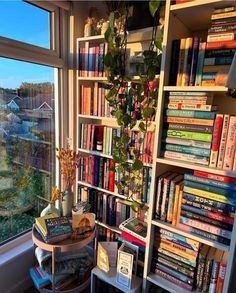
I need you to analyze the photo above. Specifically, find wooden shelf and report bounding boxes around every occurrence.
[163,86,228,92]
[156,157,236,178]
[78,148,153,168]
[147,273,200,293]
[77,35,105,42]
[170,0,235,31]
[152,220,230,252]
[95,220,121,235]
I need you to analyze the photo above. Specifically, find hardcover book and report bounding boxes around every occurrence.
[119,217,147,242]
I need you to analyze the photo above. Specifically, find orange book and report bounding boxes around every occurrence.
[172,182,183,226]
[175,188,183,226]
[93,82,98,116]
[206,39,236,49]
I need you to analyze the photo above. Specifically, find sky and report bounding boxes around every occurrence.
[0,0,54,89]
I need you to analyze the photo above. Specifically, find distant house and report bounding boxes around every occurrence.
[0,96,22,111]
[33,101,53,112]
[7,100,20,112]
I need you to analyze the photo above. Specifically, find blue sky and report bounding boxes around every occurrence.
[0,1,54,89]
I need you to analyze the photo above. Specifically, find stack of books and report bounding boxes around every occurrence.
[152,229,228,292]
[153,229,200,291]
[79,42,107,77]
[162,91,216,165]
[202,6,236,86]
[168,6,236,86]
[80,124,154,164]
[79,82,112,117]
[35,215,72,243]
[179,170,235,245]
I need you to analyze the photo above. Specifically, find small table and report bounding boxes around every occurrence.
[91,266,142,293]
[32,226,95,293]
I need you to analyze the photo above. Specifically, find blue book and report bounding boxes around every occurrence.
[184,173,236,191]
[29,266,51,289]
[94,156,100,187]
[164,144,211,157]
[184,180,236,198]
[165,109,216,119]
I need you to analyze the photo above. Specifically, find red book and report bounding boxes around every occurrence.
[194,170,236,184]
[175,0,193,3]
[108,160,115,192]
[206,39,236,49]
[216,252,228,293]
[209,114,224,168]
[121,231,146,247]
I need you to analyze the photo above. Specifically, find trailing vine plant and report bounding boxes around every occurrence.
[104,0,162,213]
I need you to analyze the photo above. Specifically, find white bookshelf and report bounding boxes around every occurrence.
[73,1,236,292]
[143,1,236,293]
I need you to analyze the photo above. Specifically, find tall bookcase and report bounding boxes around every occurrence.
[73,1,236,292]
[143,1,236,293]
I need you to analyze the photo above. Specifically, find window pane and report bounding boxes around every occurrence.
[0,1,50,49]
[0,58,55,244]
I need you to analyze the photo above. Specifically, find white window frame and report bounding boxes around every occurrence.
[0,0,69,257]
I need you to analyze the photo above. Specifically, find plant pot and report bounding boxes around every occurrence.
[61,189,73,217]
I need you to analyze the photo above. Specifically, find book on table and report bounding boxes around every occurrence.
[119,217,147,242]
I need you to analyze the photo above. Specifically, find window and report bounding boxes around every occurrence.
[0,58,56,244]
[0,1,50,49]
[0,1,65,245]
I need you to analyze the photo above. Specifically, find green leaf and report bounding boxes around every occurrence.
[139,121,146,132]
[104,52,113,68]
[149,0,161,17]
[104,26,113,47]
[133,159,143,171]
[109,12,115,31]
[131,202,139,212]
[154,38,162,51]
[143,107,155,118]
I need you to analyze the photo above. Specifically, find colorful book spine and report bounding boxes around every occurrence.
[206,39,236,49]
[184,173,236,191]
[215,254,227,293]
[177,38,187,86]
[167,175,183,223]
[165,109,216,119]
[209,114,224,167]
[157,247,196,267]
[194,170,236,184]
[159,232,200,251]
[182,192,236,214]
[217,115,230,169]
[211,11,236,20]
[165,116,214,126]
[183,185,236,205]
[164,144,211,156]
[160,238,198,258]
[205,48,236,58]
[179,216,232,239]
[165,103,217,111]
[195,41,206,84]
[223,116,236,170]
[163,151,209,165]
[208,259,221,293]
[155,268,192,291]
[166,129,212,142]
[177,223,230,245]
[204,56,234,65]
[164,137,212,149]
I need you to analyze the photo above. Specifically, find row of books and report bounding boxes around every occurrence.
[162,91,216,166]
[78,42,107,77]
[78,156,152,202]
[97,225,120,242]
[169,6,236,87]
[152,228,227,292]
[79,123,154,164]
[79,83,112,117]
[154,169,236,245]
[87,188,137,227]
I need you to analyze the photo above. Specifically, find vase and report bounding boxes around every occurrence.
[61,189,73,217]
[40,202,60,217]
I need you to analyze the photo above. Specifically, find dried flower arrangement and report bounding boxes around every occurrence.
[51,187,61,203]
[56,148,81,190]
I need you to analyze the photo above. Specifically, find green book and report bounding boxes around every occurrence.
[166,130,212,142]
[165,109,215,119]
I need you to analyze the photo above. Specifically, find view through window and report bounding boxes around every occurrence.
[0,58,55,244]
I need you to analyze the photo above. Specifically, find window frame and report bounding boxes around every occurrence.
[0,0,69,253]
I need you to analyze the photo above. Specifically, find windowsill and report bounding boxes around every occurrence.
[0,231,33,266]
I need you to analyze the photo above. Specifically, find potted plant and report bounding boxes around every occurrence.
[103,0,162,218]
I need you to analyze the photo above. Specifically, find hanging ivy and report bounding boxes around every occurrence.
[104,1,162,211]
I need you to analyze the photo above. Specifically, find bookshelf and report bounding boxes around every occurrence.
[143,1,236,293]
[73,1,236,292]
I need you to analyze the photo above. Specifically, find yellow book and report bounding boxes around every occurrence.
[211,11,236,20]
[202,65,230,73]
[35,213,59,236]
[183,186,235,205]
[159,241,197,262]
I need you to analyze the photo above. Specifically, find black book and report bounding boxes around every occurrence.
[169,39,181,85]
